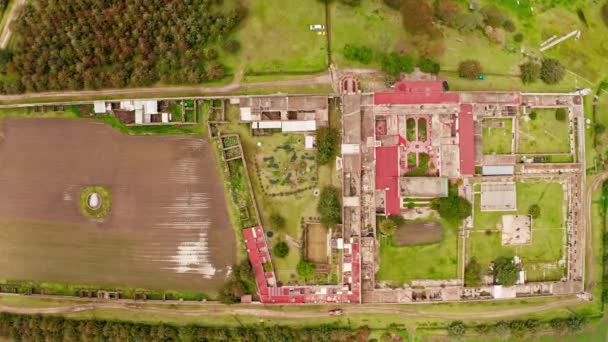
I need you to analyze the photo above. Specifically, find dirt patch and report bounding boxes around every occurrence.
[305,224,328,264]
[393,221,444,246]
[0,118,235,293]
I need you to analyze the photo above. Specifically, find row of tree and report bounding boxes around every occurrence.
[0,0,247,93]
[458,58,566,84]
[0,312,370,342]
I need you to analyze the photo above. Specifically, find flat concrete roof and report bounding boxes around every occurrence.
[400,177,448,198]
[480,182,516,212]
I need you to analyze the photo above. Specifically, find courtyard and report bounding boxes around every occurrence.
[482,118,513,155]
[518,109,570,154]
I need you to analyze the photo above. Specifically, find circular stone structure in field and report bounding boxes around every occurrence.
[80,186,111,219]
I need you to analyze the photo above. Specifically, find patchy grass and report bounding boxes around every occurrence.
[470,181,565,280]
[79,186,111,219]
[482,118,513,154]
[377,218,459,284]
[518,108,570,154]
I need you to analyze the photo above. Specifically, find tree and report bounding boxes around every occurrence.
[270,213,287,230]
[480,5,507,28]
[540,58,565,84]
[430,195,472,225]
[296,260,315,280]
[343,44,373,64]
[595,123,606,135]
[519,61,540,83]
[379,219,397,236]
[274,241,289,258]
[528,204,540,219]
[381,52,414,76]
[458,60,483,79]
[513,32,524,42]
[434,0,460,25]
[555,108,567,122]
[529,110,538,120]
[418,57,440,74]
[400,0,436,35]
[447,321,466,339]
[218,280,246,304]
[602,1,608,27]
[464,257,482,287]
[493,256,519,286]
[318,186,342,226]
[316,127,339,165]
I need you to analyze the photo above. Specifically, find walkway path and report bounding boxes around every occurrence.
[0,0,25,49]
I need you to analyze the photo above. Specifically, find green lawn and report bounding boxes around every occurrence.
[470,181,565,281]
[377,219,459,284]
[482,118,513,154]
[518,109,570,154]
[236,0,327,74]
[330,0,403,68]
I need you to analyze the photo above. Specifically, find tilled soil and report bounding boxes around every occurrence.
[0,118,235,293]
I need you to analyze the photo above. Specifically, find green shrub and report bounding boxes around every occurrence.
[343,44,373,64]
[430,194,472,226]
[528,204,540,219]
[270,213,286,230]
[513,32,524,42]
[493,256,519,286]
[316,127,339,165]
[296,260,315,280]
[318,186,341,226]
[381,52,414,76]
[273,241,290,258]
[464,257,482,287]
[519,61,540,83]
[540,58,565,84]
[453,12,483,32]
[447,321,466,338]
[379,218,397,236]
[480,5,508,28]
[418,57,440,74]
[222,39,241,54]
[603,2,608,27]
[383,0,401,9]
[503,19,516,32]
[529,110,537,120]
[458,59,483,79]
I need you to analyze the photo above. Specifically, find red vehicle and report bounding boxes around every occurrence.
[328,309,343,316]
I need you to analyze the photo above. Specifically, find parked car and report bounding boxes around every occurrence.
[328,309,343,316]
[309,24,325,31]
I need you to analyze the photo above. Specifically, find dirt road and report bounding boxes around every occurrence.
[0,295,584,321]
[0,0,25,49]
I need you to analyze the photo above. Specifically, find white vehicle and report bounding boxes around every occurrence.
[309,24,325,31]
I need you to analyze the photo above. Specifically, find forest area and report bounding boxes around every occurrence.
[0,0,247,93]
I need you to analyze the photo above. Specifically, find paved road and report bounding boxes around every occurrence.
[0,295,584,320]
[0,0,25,49]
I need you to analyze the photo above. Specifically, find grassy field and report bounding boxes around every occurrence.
[377,218,460,284]
[470,181,565,280]
[518,108,570,154]
[482,118,513,154]
[236,0,327,74]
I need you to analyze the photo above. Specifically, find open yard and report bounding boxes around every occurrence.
[482,118,513,154]
[518,109,570,154]
[470,181,566,281]
[0,118,235,294]
[236,0,327,74]
[393,220,444,246]
[377,218,459,284]
[305,223,328,264]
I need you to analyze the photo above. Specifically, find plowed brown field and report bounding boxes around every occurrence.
[0,118,235,293]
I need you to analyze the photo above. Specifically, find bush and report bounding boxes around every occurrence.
[513,32,524,42]
[418,57,440,74]
[343,44,373,64]
[555,108,567,122]
[528,204,540,219]
[381,52,414,76]
[218,279,246,304]
[270,213,287,230]
[519,61,540,83]
[400,0,436,35]
[529,110,537,120]
[383,0,401,9]
[464,257,482,287]
[453,12,483,32]
[503,19,516,32]
[447,321,466,338]
[222,39,241,54]
[493,256,519,286]
[430,194,472,225]
[540,58,565,84]
[274,241,289,258]
[458,60,483,79]
[316,127,339,165]
[339,0,361,5]
[388,214,406,225]
[296,260,315,280]
[379,218,397,236]
[603,2,608,27]
[318,186,342,226]
[480,5,508,28]
[434,0,460,25]
[595,123,606,134]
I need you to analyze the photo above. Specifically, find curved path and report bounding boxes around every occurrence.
[0,296,584,320]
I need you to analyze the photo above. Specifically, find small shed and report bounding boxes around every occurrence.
[94,101,106,114]
[305,135,316,150]
[281,120,316,132]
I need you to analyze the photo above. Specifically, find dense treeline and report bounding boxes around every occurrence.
[0,312,370,342]
[0,0,247,93]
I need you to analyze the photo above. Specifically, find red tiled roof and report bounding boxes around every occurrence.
[375,146,400,215]
[374,81,459,105]
[458,104,475,175]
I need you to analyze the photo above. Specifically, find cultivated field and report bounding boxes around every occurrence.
[469,181,566,281]
[0,118,235,293]
[393,220,444,246]
[482,118,513,155]
[305,224,328,264]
